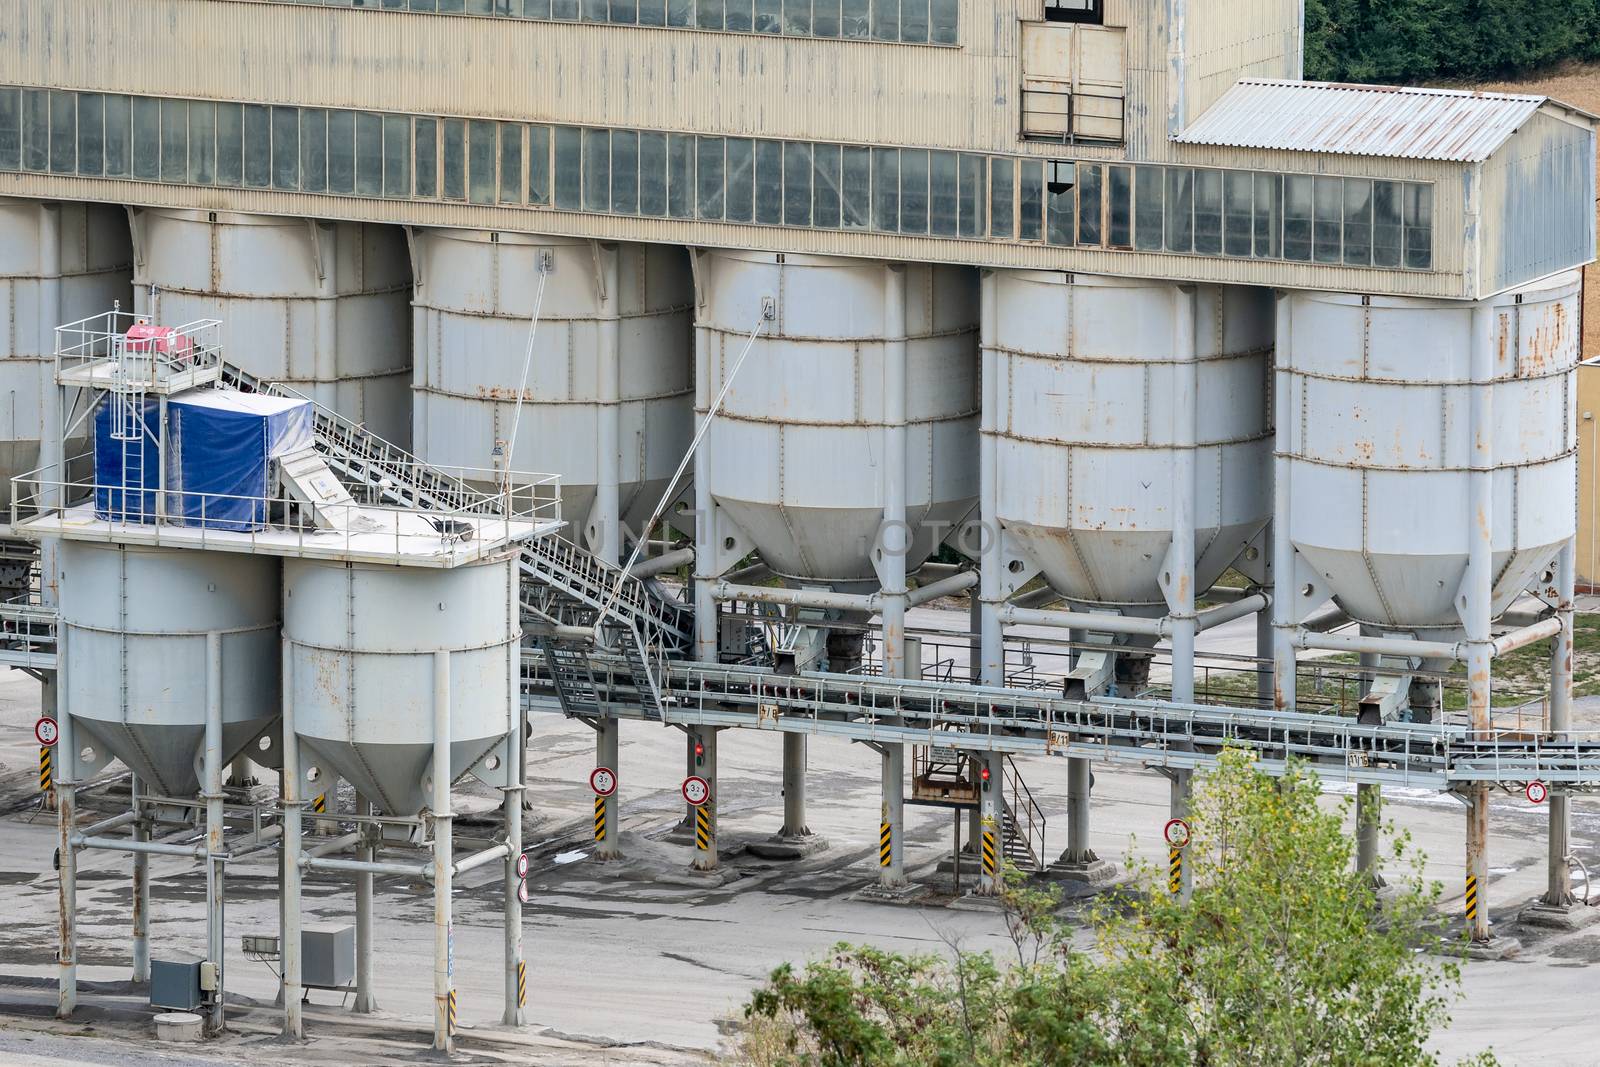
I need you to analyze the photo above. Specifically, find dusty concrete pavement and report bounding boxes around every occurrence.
[1,638,1598,1065]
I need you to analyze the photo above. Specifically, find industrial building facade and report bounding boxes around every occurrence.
[5,0,1600,1052]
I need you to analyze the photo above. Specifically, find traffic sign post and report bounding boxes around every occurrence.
[1163,818,1192,850]
[681,775,710,807]
[515,852,529,879]
[589,766,617,797]
[34,716,58,748]
[1526,780,1549,805]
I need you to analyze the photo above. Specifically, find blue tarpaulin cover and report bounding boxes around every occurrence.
[94,388,314,530]
[93,396,160,523]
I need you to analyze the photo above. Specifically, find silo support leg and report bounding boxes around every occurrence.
[280,646,306,1040]
[877,744,907,890]
[56,779,77,1019]
[690,726,720,874]
[1052,758,1114,886]
[975,751,1003,897]
[1355,783,1385,888]
[502,779,526,1026]
[432,650,454,1053]
[752,733,828,860]
[595,719,622,861]
[1170,771,1193,903]
[132,779,150,984]
[353,795,377,1014]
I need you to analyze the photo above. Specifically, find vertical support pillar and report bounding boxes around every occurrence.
[1064,759,1092,864]
[592,243,623,562]
[37,204,63,607]
[977,270,1005,689]
[311,221,340,413]
[502,741,526,1026]
[595,718,622,861]
[280,644,305,1039]
[1169,771,1191,903]
[779,732,810,839]
[1355,645,1384,887]
[1543,538,1576,909]
[1166,287,1198,903]
[877,265,909,890]
[691,294,719,666]
[1463,303,1495,946]
[352,793,377,1014]
[690,725,719,872]
[1271,294,1298,713]
[55,683,77,1020]
[431,650,455,1052]
[976,750,1003,895]
[203,632,226,1036]
[131,773,150,984]
[1255,590,1274,706]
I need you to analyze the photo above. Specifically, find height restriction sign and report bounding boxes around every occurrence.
[1163,818,1192,850]
[590,766,617,797]
[681,776,710,807]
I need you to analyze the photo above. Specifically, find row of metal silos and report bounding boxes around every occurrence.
[0,193,1581,645]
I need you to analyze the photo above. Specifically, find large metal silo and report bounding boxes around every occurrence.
[697,250,980,587]
[1283,272,1580,632]
[58,541,282,798]
[411,231,693,560]
[129,208,412,446]
[283,552,521,818]
[988,273,1273,611]
[0,197,132,511]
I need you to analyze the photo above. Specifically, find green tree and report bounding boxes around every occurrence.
[734,750,1492,1067]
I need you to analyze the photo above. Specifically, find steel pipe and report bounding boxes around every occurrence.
[906,570,978,607]
[712,581,879,613]
[1293,629,1460,661]
[303,855,432,879]
[452,843,510,877]
[631,547,694,579]
[998,604,1164,636]
[1491,617,1563,659]
[77,810,139,839]
[1195,593,1271,632]
[303,832,361,859]
[76,835,206,859]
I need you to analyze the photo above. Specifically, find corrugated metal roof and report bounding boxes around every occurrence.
[1176,79,1591,163]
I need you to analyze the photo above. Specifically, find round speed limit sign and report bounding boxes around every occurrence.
[1163,818,1192,850]
[590,766,617,797]
[681,775,711,807]
[34,717,58,747]
[1526,780,1549,805]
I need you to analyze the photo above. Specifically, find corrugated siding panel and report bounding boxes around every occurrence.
[1178,79,1555,163]
[1179,0,1298,129]
[0,169,1473,297]
[1477,109,1597,297]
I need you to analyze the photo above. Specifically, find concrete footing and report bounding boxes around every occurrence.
[1459,935,1521,961]
[1048,856,1119,887]
[853,881,928,905]
[947,892,1005,913]
[1517,900,1600,931]
[747,834,830,861]
[655,866,742,889]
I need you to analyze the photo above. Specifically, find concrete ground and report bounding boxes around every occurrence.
[1,613,1598,1065]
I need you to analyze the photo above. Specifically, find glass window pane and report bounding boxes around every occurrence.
[529,125,551,204]
[1193,168,1221,255]
[610,128,637,214]
[22,90,48,173]
[244,104,271,188]
[1253,172,1280,258]
[724,138,754,223]
[784,0,811,35]
[468,120,497,204]
[1222,170,1252,256]
[50,91,77,175]
[1282,174,1312,262]
[272,106,299,190]
[813,143,842,228]
[990,156,1014,240]
[814,0,840,36]
[639,130,667,216]
[1105,164,1131,247]
[1342,177,1372,266]
[554,125,581,209]
[667,0,692,25]
[1018,159,1043,241]
[668,133,695,219]
[1372,180,1401,268]
[958,153,984,238]
[1313,176,1341,264]
[583,0,608,20]
[929,151,957,237]
[1163,167,1192,253]
[215,102,242,186]
[929,0,957,43]
[725,0,752,31]
[842,145,871,229]
[0,89,19,172]
[612,0,639,22]
[841,0,869,36]
[1046,167,1074,246]
[755,0,781,32]
[443,117,467,200]
[327,110,355,195]
[355,112,383,196]
[414,117,437,198]
[1133,166,1163,251]
[1403,183,1432,270]
[582,127,610,212]
[553,0,580,15]
[873,0,899,39]
[696,0,724,29]
[77,93,104,177]
[495,122,522,205]
[639,0,666,25]
[872,147,900,232]
[103,94,131,178]
[899,149,928,235]
[160,99,188,183]
[901,0,928,43]
[297,107,325,194]
[1076,163,1102,246]
[385,114,412,198]
[696,136,724,220]
[755,140,783,224]
[784,142,812,227]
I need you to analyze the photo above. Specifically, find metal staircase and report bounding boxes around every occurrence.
[908,741,1047,874]
[219,363,693,659]
[539,639,603,719]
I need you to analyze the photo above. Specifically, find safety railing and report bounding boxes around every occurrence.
[55,311,224,389]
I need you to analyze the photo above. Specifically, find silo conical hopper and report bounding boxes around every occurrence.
[411,231,693,558]
[283,553,521,817]
[698,250,980,588]
[130,208,412,446]
[1284,272,1580,632]
[58,541,282,798]
[988,273,1273,615]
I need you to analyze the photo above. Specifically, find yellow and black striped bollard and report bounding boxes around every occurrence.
[694,805,712,852]
[981,829,997,879]
[312,792,326,816]
[516,960,527,1008]
[1168,848,1183,895]
[594,796,607,842]
[878,820,892,868]
[39,746,52,795]
[447,987,457,1035]
[1464,873,1479,926]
